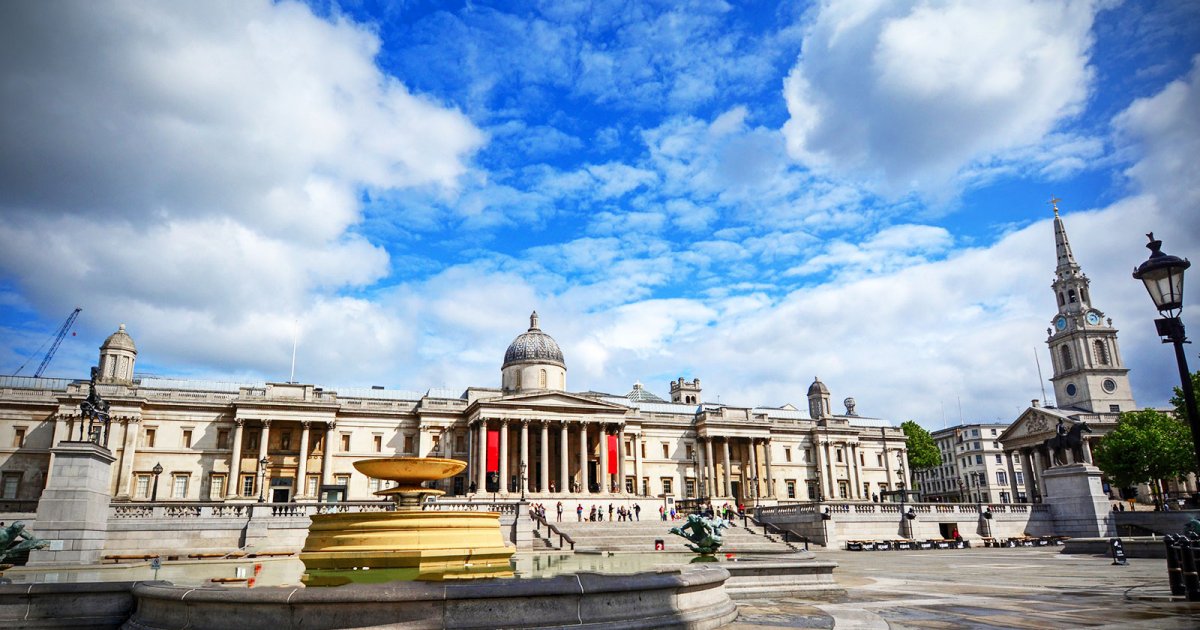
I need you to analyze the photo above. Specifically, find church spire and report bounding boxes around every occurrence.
[1051,196,1079,277]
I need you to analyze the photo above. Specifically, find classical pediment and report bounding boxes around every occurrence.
[999,407,1077,447]
[468,391,633,416]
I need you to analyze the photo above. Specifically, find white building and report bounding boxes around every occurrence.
[918,423,1027,503]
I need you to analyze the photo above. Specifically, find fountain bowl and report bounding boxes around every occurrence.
[352,456,465,484]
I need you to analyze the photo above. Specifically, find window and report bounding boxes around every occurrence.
[641,442,646,458]
[1068,289,1077,303]
[995,454,1002,463]
[455,434,466,453]
[972,429,979,437]
[1060,345,1073,370]
[217,429,230,449]
[368,477,381,493]
[241,475,255,497]
[685,478,696,497]
[171,474,189,499]
[335,474,350,487]
[641,478,649,495]
[1057,292,1065,306]
[625,477,634,493]
[209,474,226,500]
[877,453,883,466]
[403,435,414,453]
[784,447,792,462]
[662,443,669,458]
[340,433,351,452]
[624,440,632,456]
[974,455,982,464]
[280,430,292,450]
[246,431,259,451]
[306,475,320,497]
[786,480,796,499]
[974,442,981,450]
[134,474,150,499]
[996,471,1007,486]
[1110,405,1121,413]
[685,444,694,459]
[836,448,844,463]
[990,429,997,436]
[1,472,21,498]
[863,482,870,497]
[143,428,157,448]
[838,480,849,498]
[182,429,193,449]
[12,427,26,448]
[860,452,865,465]
[661,477,673,495]
[374,435,383,452]
[993,441,1000,449]
[538,369,547,388]
[1015,472,1024,485]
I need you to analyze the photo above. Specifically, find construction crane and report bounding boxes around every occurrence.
[15,308,82,377]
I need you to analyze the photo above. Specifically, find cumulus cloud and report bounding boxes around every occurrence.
[783,0,1102,197]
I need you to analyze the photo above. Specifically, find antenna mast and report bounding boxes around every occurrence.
[1033,347,1048,406]
[289,320,299,383]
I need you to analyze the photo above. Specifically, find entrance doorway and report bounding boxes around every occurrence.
[939,522,961,539]
[587,461,598,492]
[271,487,290,503]
[730,481,741,503]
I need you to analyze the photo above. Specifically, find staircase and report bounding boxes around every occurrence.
[539,517,800,554]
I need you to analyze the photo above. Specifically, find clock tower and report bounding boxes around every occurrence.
[1045,201,1134,413]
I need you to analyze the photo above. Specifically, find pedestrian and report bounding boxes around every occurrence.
[1118,502,1125,512]
[557,501,564,522]
[872,493,879,503]
[608,503,614,521]
[634,504,641,521]
[577,503,583,521]
[659,505,665,521]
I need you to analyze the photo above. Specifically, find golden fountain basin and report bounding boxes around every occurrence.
[352,457,466,484]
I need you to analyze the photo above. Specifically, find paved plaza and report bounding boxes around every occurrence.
[733,546,1200,629]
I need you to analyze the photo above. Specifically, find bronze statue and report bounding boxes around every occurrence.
[669,514,729,554]
[1044,420,1092,466]
[79,366,112,445]
[0,521,49,563]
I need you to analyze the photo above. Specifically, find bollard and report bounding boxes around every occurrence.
[1179,535,1200,601]
[1166,535,1186,596]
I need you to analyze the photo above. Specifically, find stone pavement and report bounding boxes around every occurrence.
[731,546,1200,628]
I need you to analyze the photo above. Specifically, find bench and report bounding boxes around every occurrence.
[247,551,295,558]
[102,554,159,564]
[187,552,247,560]
[893,539,915,550]
[980,537,997,547]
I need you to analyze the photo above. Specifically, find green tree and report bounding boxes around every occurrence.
[901,421,940,470]
[1169,369,1200,421]
[1094,409,1195,502]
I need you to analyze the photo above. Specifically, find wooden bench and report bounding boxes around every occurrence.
[103,554,159,564]
[980,537,997,547]
[209,577,249,584]
[893,539,916,550]
[247,551,295,558]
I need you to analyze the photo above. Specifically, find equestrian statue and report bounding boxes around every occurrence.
[1044,420,1093,467]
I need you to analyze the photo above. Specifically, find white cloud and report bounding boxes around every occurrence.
[783,0,1102,197]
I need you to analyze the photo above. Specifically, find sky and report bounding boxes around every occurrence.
[1,0,1198,429]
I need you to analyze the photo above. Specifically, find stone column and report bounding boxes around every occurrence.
[823,441,835,499]
[1005,451,1019,501]
[114,417,140,499]
[764,439,775,498]
[617,424,627,493]
[747,439,759,500]
[559,422,569,493]
[578,422,589,493]
[696,437,707,497]
[258,420,272,492]
[812,439,824,500]
[499,420,510,493]
[540,421,550,493]
[633,432,644,495]
[849,443,862,500]
[599,425,610,494]
[519,419,530,494]
[722,438,732,498]
[321,422,336,487]
[226,419,245,498]
[476,420,488,492]
[882,445,894,487]
[296,421,311,499]
[704,438,715,497]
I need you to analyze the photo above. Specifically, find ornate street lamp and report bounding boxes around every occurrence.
[257,456,269,503]
[520,462,527,501]
[1133,233,1200,474]
[151,462,163,502]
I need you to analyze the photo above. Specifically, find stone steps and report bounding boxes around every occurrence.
[542,519,798,553]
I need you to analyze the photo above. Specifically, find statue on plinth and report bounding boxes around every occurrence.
[669,514,729,554]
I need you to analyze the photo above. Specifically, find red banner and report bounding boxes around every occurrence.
[607,434,618,473]
[486,429,499,471]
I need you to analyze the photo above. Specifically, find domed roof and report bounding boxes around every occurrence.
[625,381,664,403]
[101,324,137,353]
[807,376,828,396]
[502,311,565,368]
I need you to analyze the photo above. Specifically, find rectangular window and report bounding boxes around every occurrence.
[182,429,193,449]
[996,471,1007,486]
[860,451,865,465]
[662,443,669,458]
[838,480,849,499]
[784,447,792,462]
[12,427,26,448]
[246,431,259,451]
[217,429,230,450]
[625,477,634,493]
[975,455,983,465]
[242,474,255,497]
[786,480,796,499]
[972,429,979,437]
[368,477,381,493]
[995,454,1002,463]
[685,478,696,497]
[456,435,466,453]
[374,435,383,452]
[340,433,351,452]
[661,477,673,495]
[1015,472,1024,485]
[135,474,150,499]
[143,428,157,448]
[991,429,997,436]
[685,444,694,459]
[806,480,818,500]
[403,435,414,453]
[993,441,1000,449]
[877,453,883,466]
[641,442,646,458]
[335,474,350,488]
[1,472,21,498]
[209,474,226,500]
[642,477,649,495]
[280,430,292,451]
[836,448,844,463]
[1110,404,1120,412]
[171,474,189,499]
[863,482,870,497]
[624,440,632,456]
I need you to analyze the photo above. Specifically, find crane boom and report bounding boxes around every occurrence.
[33,307,82,377]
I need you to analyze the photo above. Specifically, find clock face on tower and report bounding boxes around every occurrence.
[1086,311,1100,325]
[1055,316,1067,331]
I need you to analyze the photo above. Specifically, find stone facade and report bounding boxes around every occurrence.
[0,314,908,510]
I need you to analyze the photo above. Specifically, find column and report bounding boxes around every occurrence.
[226,419,245,498]
[823,441,835,499]
[321,422,336,487]
[812,439,824,500]
[1020,449,1037,501]
[296,421,311,499]
[559,422,569,493]
[476,420,488,492]
[1006,451,1019,501]
[722,438,732,498]
[578,422,589,493]
[599,425,610,494]
[115,417,139,499]
[748,439,759,499]
[258,420,272,493]
[499,420,510,493]
[882,445,894,487]
[700,436,710,496]
[849,443,862,499]
[633,432,643,495]
[617,424,627,493]
[696,437,707,497]
[540,421,550,493]
[764,439,774,498]
[519,419,530,494]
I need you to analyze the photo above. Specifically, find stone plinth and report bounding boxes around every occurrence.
[1041,463,1115,538]
[26,441,116,566]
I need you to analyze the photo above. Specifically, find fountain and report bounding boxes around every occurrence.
[299,457,514,585]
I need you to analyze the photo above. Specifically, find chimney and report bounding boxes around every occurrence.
[1032,399,1040,408]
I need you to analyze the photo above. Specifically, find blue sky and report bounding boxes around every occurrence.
[1,1,1198,427]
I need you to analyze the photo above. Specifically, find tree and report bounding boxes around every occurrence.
[1169,369,1200,421]
[901,421,940,470]
[1094,409,1194,502]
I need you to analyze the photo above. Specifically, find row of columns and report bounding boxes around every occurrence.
[472,419,635,495]
[697,436,775,500]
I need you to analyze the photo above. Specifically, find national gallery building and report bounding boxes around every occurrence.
[0,313,909,508]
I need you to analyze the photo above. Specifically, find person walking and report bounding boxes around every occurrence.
[556,501,564,523]
[577,503,583,522]
[634,504,641,521]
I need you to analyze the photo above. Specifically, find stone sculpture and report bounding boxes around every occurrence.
[0,521,49,563]
[669,514,729,554]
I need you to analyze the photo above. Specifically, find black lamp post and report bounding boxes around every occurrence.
[520,462,527,501]
[151,462,163,502]
[957,477,965,502]
[257,456,269,503]
[1133,233,1200,475]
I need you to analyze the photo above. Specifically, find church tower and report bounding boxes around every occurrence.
[1045,201,1134,413]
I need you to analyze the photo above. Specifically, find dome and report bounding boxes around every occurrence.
[807,376,828,396]
[626,381,664,403]
[101,324,137,353]
[502,311,564,369]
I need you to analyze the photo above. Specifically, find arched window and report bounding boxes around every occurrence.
[1060,345,1073,370]
[1094,340,1109,365]
[538,369,547,388]
[1068,289,1077,303]
[1057,292,1065,306]
[1081,287,1089,303]
[514,371,521,389]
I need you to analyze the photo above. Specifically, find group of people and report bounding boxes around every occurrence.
[551,501,643,523]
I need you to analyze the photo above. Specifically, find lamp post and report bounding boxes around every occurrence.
[896,466,906,503]
[1133,233,1200,475]
[151,462,163,502]
[520,461,527,501]
[257,456,269,503]
[957,477,965,503]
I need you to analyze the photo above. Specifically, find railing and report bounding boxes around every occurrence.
[109,500,395,520]
[755,501,1051,519]
[530,512,575,550]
